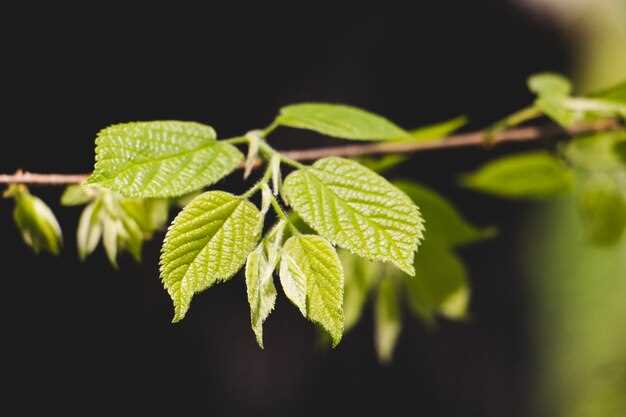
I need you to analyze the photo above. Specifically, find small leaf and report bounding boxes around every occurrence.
[77,200,103,260]
[277,103,409,141]
[283,157,424,275]
[88,121,243,198]
[102,215,121,268]
[462,152,574,199]
[61,184,95,206]
[395,180,495,247]
[405,241,470,323]
[270,154,282,196]
[279,234,344,346]
[406,116,468,142]
[243,131,260,179]
[119,198,169,236]
[528,73,572,98]
[160,191,261,322]
[575,176,626,245]
[374,277,402,363]
[340,250,381,331]
[8,185,62,255]
[246,221,286,348]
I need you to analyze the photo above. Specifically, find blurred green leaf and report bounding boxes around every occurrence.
[60,184,96,206]
[340,250,382,332]
[395,180,495,247]
[528,73,573,98]
[77,200,103,260]
[462,151,574,199]
[277,103,410,141]
[405,241,470,324]
[565,130,626,172]
[614,141,626,166]
[592,80,626,104]
[406,116,468,142]
[356,154,409,174]
[7,185,62,255]
[374,277,402,363]
[575,175,626,245]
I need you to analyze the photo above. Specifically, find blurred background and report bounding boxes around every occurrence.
[1,1,624,415]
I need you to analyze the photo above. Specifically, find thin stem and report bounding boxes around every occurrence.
[222,136,248,145]
[270,195,300,235]
[0,119,619,186]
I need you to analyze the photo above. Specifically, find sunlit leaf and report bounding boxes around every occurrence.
[160,191,261,322]
[279,234,344,346]
[283,157,424,275]
[278,103,409,141]
[88,121,243,198]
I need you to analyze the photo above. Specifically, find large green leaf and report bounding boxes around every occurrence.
[374,277,402,363]
[8,186,62,255]
[394,180,494,247]
[277,103,409,141]
[405,241,470,324]
[88,121,243,198]
[283,157,424,275]
[462,151,574,199]
[279,234,344,346]
[160,191,261,322]
[245,221,286,348]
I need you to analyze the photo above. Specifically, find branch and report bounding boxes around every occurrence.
[0,120,619,186]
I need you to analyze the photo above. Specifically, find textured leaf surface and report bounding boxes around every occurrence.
[279,234,344,346]
[88,121,243,198]
[283,157,424,275]
[10,186,62,255]
[246,221,286,348]
[161,191,261,322]
[374,278,402,363]
[395,180,494,247]
[462,152,574,199]
[278,103,409,141]
[405,241,470,323]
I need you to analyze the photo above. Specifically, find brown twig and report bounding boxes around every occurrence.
[0,120,619,186]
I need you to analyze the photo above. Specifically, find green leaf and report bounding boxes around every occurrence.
[8,185,62,255]
[279,234,344,346]
[340,250,381,331]
[374,277,402,363]
[356,154,409,174]
[77,200,103,260]
[88,121,243,198]
[406,116,468,142]
[565,131,626,171]
[246,221,286,348]
[283,157,424,275]
[60,184,96,206]
[592,80,626,104]
[462,151,574,199]
[405,241,470,323]
[528,73,572,98]
[394,180,495,247]
[119,198,169,236]
[160,191,261,322]
[277,103,409,141]
[575,176,626,245]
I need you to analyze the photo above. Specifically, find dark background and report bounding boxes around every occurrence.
[1,2,571,416]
